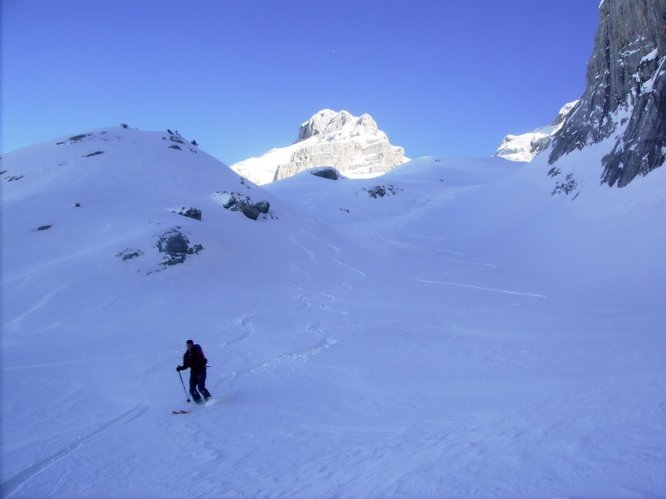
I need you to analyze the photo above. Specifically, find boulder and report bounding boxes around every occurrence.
[156,228,203,266]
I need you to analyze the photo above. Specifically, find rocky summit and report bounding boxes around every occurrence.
[548,0,666,187]
[495,101,578,162]
[230,109,408,184]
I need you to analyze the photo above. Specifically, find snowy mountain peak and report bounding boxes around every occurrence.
[296,109,379,142]
[495,100,579,162]
[231,109,408,184]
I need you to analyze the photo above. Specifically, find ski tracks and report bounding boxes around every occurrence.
[214,309,340,391]
[296,286,349,317]
[215,314,257,349]
[395,231,548,302]
[214,308,339,390]
[1,405,147,498]
[417,278,548,300]
[211,228,366,402]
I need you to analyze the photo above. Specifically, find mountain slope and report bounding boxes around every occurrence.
[2,120,666,497]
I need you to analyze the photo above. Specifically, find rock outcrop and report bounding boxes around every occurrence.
[214,191,272,220]
[310,167,344,180]
[231,110,408,184]
[495,101,578,162]
[156,228,204,267]
[548,0,666,187]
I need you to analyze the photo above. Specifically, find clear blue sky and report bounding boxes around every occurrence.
[2,0,599,164]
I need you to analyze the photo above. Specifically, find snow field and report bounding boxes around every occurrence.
[2,127,665,496]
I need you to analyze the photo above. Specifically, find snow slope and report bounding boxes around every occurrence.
[1,127,665,497]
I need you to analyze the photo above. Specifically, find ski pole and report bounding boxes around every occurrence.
[178,370,191,403]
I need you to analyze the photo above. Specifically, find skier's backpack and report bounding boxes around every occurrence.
[193,344,208,367]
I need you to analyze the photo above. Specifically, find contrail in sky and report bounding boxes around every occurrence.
[330,49,371,54]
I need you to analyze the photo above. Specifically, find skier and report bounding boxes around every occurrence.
[176,340,212,403]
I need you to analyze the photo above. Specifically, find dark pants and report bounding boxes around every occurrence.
[189,369,211,402]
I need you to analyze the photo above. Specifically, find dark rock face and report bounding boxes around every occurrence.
[218,192,271,220]
[310,167,343,180]
[363,184,403,198]
[174,207,202,221]
[551,174,579,199]
[156,229,203,266]
[56,134,92,146]
[601,69,666,186]
[549,0,666,187]
[116,249,143,261]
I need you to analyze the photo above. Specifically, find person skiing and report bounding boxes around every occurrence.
[176,340,212,403]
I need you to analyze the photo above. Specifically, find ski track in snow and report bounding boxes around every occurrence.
[417,278,547,300]
[396,232,466,256]
[211,311,338,388]
[221,335,338,389]
[211,228,358,392]
[248,337,338,375]
[214,314,257,349]
[1,405,148,497]
[296,286,349,317]
[333,257,366,277]
[289,230,316,262]
[2,349,181,371]
[3,284,69,333]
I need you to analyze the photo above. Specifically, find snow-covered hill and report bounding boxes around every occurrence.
[230,109,409,184]
[495,101,578,162]
[2,1,666,495]
[3,121,665,496]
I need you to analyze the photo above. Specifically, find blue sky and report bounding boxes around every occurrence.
[2,0,599,164]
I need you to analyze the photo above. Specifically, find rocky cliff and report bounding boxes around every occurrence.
[495,101,578,162]
[548,0,666,187]
[231,110,408,185]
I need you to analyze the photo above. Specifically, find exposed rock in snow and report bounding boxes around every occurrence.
[173,207,202,221]
[495,101,578,162]
[548,0,666,187]
[230,109,409,184]
[310,167,344,180]
[363,184,403,199]
[156,228,203,267]
[214,191,272,220]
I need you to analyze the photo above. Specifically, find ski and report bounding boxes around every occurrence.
[171,398,215,414]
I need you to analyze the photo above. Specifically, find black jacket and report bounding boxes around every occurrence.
[181,344,207,373]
